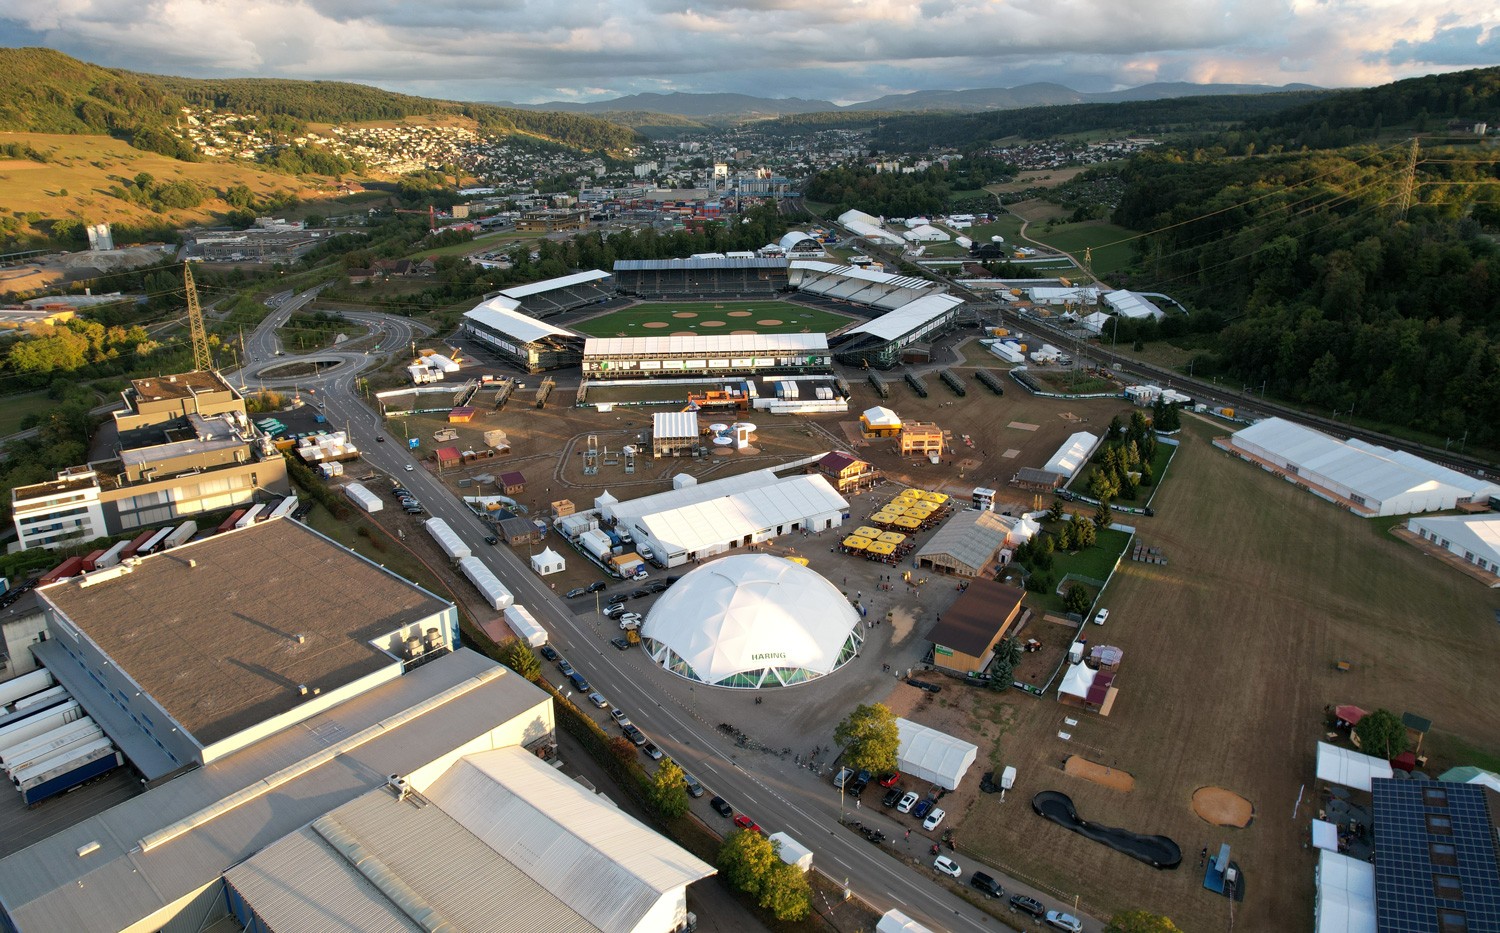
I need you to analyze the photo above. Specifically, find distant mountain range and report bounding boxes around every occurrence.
[497,82,1324,119]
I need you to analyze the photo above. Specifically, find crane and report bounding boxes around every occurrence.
[393,205,438,232]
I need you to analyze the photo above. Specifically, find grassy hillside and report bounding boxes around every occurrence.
[0,132,344,233]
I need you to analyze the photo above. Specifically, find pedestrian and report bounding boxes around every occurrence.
[905,829,910,840]
[856,799,861,809]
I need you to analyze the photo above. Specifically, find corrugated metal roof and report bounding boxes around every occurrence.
[844,294,964,342]
[500,269,611,299]
[465,298,579,344]
[428,749,714,931]
[652,411,699,440]
[583,333,827,357]
[225,783,598,933]
[0,651,552,933]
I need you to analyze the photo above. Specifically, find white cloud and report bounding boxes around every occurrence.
[0,0,1493,103]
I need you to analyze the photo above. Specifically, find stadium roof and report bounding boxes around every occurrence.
[498,269,611,299]
[465,298,579,344]
[1231,419,1471,511]
[642,554,862,688]
[583,333,827,357]
[631,474,848,559]
[0,651,551,933]
[613,257,788,271]
[844,293,964,342]
[39,519,451,748]
[226,747,713,933]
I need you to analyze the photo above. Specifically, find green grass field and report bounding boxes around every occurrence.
[1024,221,1138,278]
[0,390,65,436]
[572,300,854,337]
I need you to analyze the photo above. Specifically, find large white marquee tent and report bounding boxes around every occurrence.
[641,554,864,689]
[895,718,979,790]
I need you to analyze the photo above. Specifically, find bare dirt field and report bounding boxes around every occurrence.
[1003,199,1070,225]
[985,166,1094,195]
[913,414,1500,931]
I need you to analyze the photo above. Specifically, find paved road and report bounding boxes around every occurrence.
[267,321,1102,933]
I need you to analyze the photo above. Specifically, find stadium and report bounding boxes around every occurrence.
[458,247,968,378]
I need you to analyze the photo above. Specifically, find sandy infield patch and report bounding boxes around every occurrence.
[1191,786,1254,827]
[1064,755,1135,792]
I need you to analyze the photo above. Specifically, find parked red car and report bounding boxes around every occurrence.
[878,771,902,788]
[733,814,763,834]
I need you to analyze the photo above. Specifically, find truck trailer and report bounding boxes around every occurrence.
[13,739,123,806]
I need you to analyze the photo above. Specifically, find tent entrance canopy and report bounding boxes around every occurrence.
[895,717,978,790]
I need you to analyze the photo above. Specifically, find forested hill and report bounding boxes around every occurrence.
[0,47,641,156]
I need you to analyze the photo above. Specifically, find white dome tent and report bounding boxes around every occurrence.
[641,554,863,689]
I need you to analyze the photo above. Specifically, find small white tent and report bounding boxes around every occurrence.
[1315,742,1393,792]
[877,909,936,933]
[768,832,813,872]
[531,547,565,576]
[895,718,978,790]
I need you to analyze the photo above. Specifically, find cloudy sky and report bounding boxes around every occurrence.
[2,0,1495,104]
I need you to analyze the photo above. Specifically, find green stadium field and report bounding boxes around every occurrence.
[572,300,854,337]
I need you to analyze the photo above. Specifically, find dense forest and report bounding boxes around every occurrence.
[866,91,1332,152]
[0,47,642,158]
[805,157,1016,217]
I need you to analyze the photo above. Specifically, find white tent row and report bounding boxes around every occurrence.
[1315,849,1377,933]
[1315,742,1392,793]
[895,718,978,790]
[1043,432,1101,480]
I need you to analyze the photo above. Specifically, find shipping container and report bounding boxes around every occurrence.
[344,484,383,513]
[0,670,57,712]
[163,521,198,549]
[425,518,472,561]
[120,529,156,559]
[234,503,266,528]
[216,509,248,534]
[38,557,85,586]
[0,701,84,754]
[14,686,67,712]
[93,540,129,570]
[457,556,513,610]
[15,739,123,805]
[1,719,103,777]
[267,495,299,520]
[502,605,548,647]
[80,550,106,572]
[137,527,174,556]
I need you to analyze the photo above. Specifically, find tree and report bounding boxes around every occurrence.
[1064,584,1093,616]
[1354,708,1409,759]
[650,757,690,819]
[989,636,1023,689]
[497,638,541,681]
[717,830,811,921]
[1056,523,1075,552]
[1094,499,1113,530]
[1106,910,1184,933]
[833,703,900,774]
[1047,500,1066,523]
[1071,515,1097,549]
[608,736,636,765]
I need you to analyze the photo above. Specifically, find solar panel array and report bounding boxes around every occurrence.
[1372,778,1500,932]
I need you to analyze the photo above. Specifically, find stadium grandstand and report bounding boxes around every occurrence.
[462,297,584,373]
[582,333,830,380]
[613,258,790,299]
[789,261,940,311]
[490,270,616,318]
[832,293,965,369]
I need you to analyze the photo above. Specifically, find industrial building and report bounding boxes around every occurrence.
[10,371,288,550]
[600,469,849,567]
[640,554,863,689]
[0,519,712,933]
[1224,418,1494,517]
[462,297,585,373]
[514,208,589,233]
[914,510,1036,578]
[581,333,831,381]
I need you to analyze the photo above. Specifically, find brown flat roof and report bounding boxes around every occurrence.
[927,579,1025,657]
[42,519,451,746]
[130,370,233,403]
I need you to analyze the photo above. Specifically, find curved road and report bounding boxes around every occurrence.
[249,291,1104,933]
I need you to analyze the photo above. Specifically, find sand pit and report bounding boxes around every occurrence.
[672,311,698,318]
[1008,421,1040,431]
[700,320,725,327]
[728,310,752,317]
[757,319,783,326]
[1064,755,1135,792]
[1191,787,1254,827]
[643,321,669,328]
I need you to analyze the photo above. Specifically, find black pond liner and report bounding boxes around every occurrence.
[1032,791,1182,870]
